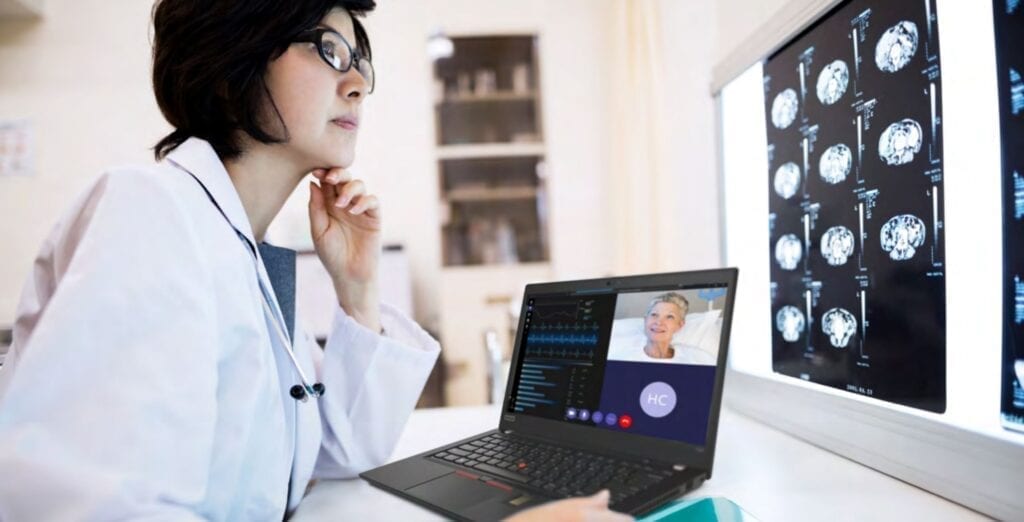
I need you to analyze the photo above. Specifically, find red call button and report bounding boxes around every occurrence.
[618,414,633,429]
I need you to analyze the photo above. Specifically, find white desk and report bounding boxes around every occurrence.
[291,406,986,521]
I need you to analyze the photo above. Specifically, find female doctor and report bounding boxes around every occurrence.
[0,0,627,520]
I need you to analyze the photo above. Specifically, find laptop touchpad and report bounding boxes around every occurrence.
[405,473,513,512]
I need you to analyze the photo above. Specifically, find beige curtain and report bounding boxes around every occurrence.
[607,0,673,275]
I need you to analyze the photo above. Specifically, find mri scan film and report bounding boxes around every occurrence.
[994,0,1024,433]
[821,226,856,266]
[772,88,800,129]
[819,143,853,184]
[875,21,919,73]
[774,162,802,199]
[816,60,850,105]
[775,234,804,270]
[822,308,857,348]
[764,0,946,412]
[776,306,806,343]
[878,118,924,166]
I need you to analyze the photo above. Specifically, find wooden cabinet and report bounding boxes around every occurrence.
[433,35,549,267]
[432,35,553,404]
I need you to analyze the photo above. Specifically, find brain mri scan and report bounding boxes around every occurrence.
[771,88,799,129]
[880,214,927,261]
[775,233,803,270]
[878,118,923,166]
[764,0,947,413]
[820,226,856,266]
[819,143,853,184]
[774,162,801,199]
[776,306,806,342]
[816,60,849,105]
[822,308,857,348]
[875,21,919,73]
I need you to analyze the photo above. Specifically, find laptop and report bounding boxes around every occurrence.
[361,268,738,520]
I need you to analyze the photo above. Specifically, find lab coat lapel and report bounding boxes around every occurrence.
[163,138,293,346]
[164,138,257,245]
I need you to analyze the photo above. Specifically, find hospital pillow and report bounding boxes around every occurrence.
[609,309,723,355]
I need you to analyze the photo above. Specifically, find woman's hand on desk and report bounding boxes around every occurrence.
[309,167,382,333]
[505,490,634,522]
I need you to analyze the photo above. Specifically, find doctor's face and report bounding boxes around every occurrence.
[644,302,685,345]
[264,8,369,169]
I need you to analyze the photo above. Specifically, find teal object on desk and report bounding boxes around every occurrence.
[638,497,757,522]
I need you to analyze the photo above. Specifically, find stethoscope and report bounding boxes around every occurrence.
[180,168,325,402]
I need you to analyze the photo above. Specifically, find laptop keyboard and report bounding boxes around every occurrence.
[430,432,676,506]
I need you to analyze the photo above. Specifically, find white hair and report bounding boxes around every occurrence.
[645,292,689,318]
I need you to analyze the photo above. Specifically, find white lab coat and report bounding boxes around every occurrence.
[0,138,440,520]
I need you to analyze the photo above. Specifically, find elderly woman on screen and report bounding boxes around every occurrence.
[642,293,689,359]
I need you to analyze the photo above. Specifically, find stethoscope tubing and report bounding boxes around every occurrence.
[177,164,325,401]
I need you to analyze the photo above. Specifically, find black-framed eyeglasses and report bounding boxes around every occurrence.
[294,27,375,94]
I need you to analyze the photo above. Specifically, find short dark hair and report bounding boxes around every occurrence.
[151,0,375,160]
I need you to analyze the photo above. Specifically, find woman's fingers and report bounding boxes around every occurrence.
[308,169,380,218]
[334,179,366,208]
[347,194,379,216]
[308,181,329,238]
[312,167,352,185]
[320,178,339,208]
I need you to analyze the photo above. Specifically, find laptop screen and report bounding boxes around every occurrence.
[506,282,730,448]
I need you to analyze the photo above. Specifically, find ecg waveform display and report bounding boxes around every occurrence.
[525,323,600,358]
[507,293,617,419]
[523,299,605,360]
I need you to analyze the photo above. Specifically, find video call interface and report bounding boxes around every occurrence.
[505,284,728,447]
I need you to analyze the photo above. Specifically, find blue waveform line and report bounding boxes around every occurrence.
[1009,0,1021,15]
[526,333,599,346]
[519,374,551,381]
[1014,171,1024,220]
[520,368,542,374]
[518,379,556,387]
[522,362,561,370]
[518,390,546,398]
[1016,275,1024,324]
[516,397,555,405]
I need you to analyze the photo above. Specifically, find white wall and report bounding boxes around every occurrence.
[714,0,791,66]
[0,0,170,322]
[659,0,721,272]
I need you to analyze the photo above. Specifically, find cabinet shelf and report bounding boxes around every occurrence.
[438,91,538,104]
[437,143,545,160]
[446,186,538,202]
[434,35,548,269]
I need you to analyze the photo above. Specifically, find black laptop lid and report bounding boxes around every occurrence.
[498,269,738,472]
